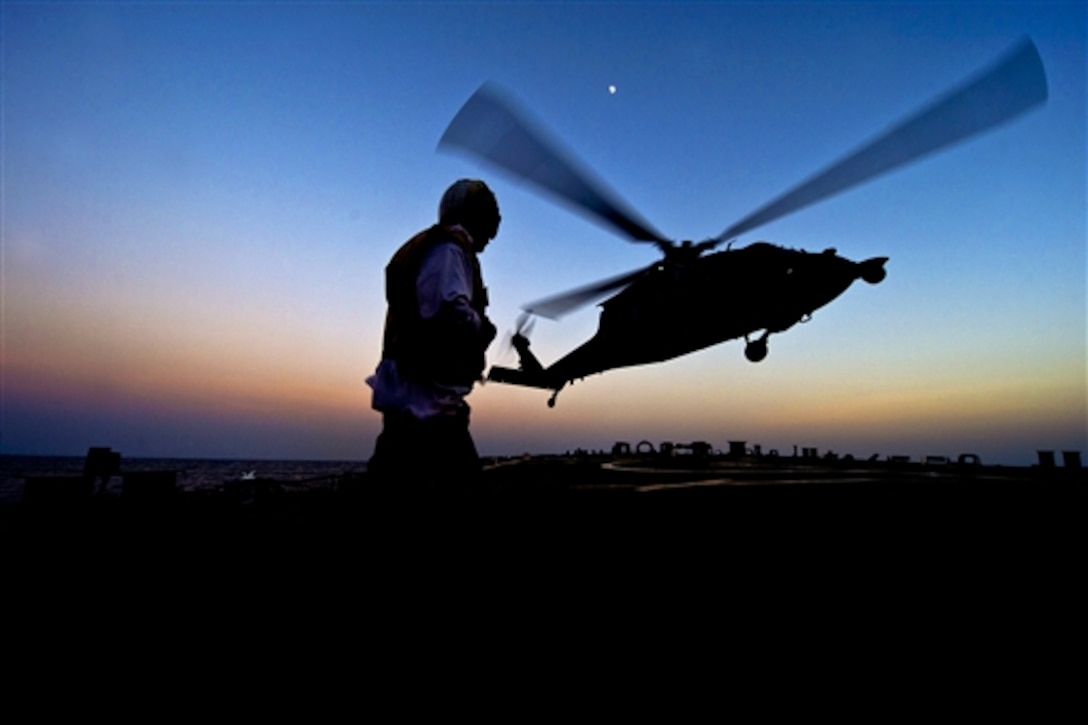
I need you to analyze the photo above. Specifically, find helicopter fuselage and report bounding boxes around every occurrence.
[488,242,887,403]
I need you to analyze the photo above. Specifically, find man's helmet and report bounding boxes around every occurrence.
[439,179,500,242]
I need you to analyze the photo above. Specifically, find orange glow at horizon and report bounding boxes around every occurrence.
[470,352,1085,457]
[4,273,369,422]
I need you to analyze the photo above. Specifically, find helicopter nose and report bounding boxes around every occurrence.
[859,257,889,284]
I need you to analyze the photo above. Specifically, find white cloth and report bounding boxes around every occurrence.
[367,227,483,420]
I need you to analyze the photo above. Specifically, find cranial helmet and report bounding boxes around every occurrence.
[439,179,500,239]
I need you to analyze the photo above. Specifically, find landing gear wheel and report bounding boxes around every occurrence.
[745,338,768,363]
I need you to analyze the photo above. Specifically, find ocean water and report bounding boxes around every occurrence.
[0,455,368,506]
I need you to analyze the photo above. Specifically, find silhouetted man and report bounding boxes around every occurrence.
[366,179,500,497]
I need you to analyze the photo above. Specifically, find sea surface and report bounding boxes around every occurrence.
[0,455,368,506]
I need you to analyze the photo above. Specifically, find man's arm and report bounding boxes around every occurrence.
[416,241,494,383]
[417,241,480,327]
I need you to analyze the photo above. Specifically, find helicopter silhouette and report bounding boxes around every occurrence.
[439,38,1047,407]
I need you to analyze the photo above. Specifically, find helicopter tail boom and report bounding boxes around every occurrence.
[487,365,556,390]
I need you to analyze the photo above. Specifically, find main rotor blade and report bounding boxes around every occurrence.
[716,37,1048,243]
[523,265,653,320]
[440,83,671,248]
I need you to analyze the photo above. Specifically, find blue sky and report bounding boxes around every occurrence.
[2,1,1084,464]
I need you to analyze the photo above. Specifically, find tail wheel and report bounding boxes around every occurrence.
[745,338,768,363]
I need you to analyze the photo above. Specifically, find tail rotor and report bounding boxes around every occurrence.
[498,311,537,365]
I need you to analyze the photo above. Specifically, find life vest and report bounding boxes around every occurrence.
[382,224,489,385]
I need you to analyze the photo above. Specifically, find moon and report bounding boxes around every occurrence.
[608,84,617,95]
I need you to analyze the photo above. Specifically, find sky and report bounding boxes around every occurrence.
[2,1,1084,465]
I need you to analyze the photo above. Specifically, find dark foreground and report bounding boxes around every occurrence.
[4,455,1082,548]
[3,455,1082,675]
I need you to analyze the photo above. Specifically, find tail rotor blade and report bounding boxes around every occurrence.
[515,311,536,338]
[498,312,537,363]
[440,83,672,248]
[715,37,1048,243]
